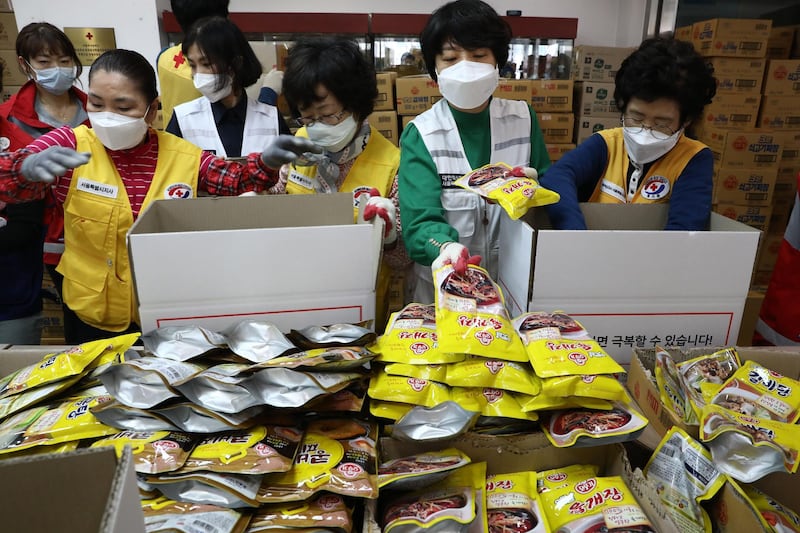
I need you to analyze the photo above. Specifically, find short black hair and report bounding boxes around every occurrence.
[171,0,229,33]
[90,49,158,104]
[283,37,377,122]
[182,17,262,94]
[615,37,717,125]
[16,22,83,78]
[420,0,511,81]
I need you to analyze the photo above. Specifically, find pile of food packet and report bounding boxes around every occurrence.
[655,346,800,483]
[367,263,647,448]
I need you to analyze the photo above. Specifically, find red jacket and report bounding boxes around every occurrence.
[0,80,90,266]
[755,172,800,345]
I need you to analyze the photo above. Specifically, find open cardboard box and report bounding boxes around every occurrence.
[0,346,145,533]
[128,193,383,334]
[369,431,768,533]
[497,204,761,365]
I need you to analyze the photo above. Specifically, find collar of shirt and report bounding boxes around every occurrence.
[210,94,247,126]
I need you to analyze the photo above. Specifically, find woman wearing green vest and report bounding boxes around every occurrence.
[0,49,283,344]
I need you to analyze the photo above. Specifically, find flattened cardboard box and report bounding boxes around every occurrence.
[128,193,383,334]
[497,204,760,365]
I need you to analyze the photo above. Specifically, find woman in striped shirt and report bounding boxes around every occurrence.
[0,49,282,344]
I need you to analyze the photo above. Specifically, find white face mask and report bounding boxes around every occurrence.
[622,127,683,165]
[29,64,77,95]
[305,115,359,153]
[88,107,150,151]
[193,72,233,103]
[436,60,499,110]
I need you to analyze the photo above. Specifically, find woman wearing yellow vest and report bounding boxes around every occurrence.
[540,37,717,231]
[260,37,409,330]
[0,49,282,344]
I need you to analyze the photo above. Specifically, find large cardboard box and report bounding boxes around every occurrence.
[713,166,778,206]
[697,127,783,169]
[575,114,619,144]
[492,79,531,104]
[572,45,635,82]
[573,81,618,117]
[737,290,766,344]
[128,194,383,334]
[763,59,800,95]
[545,143,575,162]
[537,112,574,143]
[767,26,796,59]
[758,95,800,129]
[367,110,399,146]
[0,49,28,86]
[715,202,772,232]
[674,25,693,42]
[0,0,12,12]
[497,204,760,365]
[530,79,573,113]
[0,12,17,50]
[394,75,441,116]
[693,18,771,58]
[706,57,765,94]
[755,231,784,272]
[778,130,800,166]
[0,83,18,103]
[695,93,760,131]
[374,71,397,112]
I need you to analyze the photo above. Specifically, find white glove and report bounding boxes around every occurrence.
[432,242,482,275]
[262,68,283,96]
[261,135,322,169]
[20,147,91,183]
[361,190,397,245]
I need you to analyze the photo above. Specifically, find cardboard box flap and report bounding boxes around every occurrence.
[0,446,145,533]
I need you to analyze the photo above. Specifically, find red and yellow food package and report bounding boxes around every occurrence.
[248,493,353,532]
[521,394,614,413]
[445,357,541,396]
[368,371,451,407]
[91,430,196,474]
[141,496,250,533]
[743,486,800,533]
[451,387,538,422]
[379,448,471,490]
[435,264,526,362]
[541,374,627,402]
[711,360,800,423]
[543,403,649,448]
[384,363,449,383]
[486,471,550,533]
[374,304,465,365]
[536,464,600,494]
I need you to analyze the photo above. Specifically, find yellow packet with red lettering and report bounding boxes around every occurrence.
[454,163,560,220]
[368,371,451,407]
[486,471,550,533]
[536,464,600,494]
[374,304,465,365]
[520,393,614,413]
[369,400,414,421]
[384,363,448,383]
[434,264,527,362]
[541,374,627,402]
[540,474,653,533]
[711,360,800,423]
[677,347,740,409]
[544,403,649,448]
[91,430,196,474]
[141,496,250,533]
[742,486,800,533]
[444,357,542,396]
[451,387,539,421]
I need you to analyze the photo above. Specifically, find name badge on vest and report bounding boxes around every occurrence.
[641,175,671,200]
[288,169,315,191]
[600,179,626,203]
[76,177,118,199]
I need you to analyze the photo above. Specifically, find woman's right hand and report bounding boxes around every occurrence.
[20,147,91,183]
[260,135,322,169]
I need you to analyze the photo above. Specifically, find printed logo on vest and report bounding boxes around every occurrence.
[352,186,373,209]
[76,177,118,199]
[641,175,670,200]
[165,183,193,199]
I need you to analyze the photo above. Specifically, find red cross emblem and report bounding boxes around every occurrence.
[85,32,94,40]
[173,51,186,69]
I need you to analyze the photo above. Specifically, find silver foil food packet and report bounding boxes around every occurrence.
[91,400,180,432]
[99,358,205,408]
[287,323,376,348]
[147,471,263,508]
[245,368,363,408]
[142,325,227,361]
[155,403,265,434]
[390,401,479,442]
[224,320,298,363]
[173,363,257,414]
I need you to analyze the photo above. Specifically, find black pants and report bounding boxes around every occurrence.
[62,304,141,345]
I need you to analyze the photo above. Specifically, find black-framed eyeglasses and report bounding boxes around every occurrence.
[294,110,348,128]
[620,115,677,140]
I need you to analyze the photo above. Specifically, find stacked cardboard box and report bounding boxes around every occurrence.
[692,18,772,58]
[767,26,796,59]
[530,79,574,158]
[0,8,21,97]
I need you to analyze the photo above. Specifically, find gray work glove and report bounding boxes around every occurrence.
[260,135,322,169]
[20,147,91,183]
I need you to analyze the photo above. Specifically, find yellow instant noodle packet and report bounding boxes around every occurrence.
[700,403,800,482]
[92,430,196,474]
[374,304,465,365]
[445,357,542,396]
[0,333,140,399]
[537,464,600,494]
[644,427,725,533]
[520,393,614,413]
[368,371,451,407]
[743,486,800,533]
[451,387,538,421]
[677,347,740,410]
[251,346,374,371]
[539,474,653,533]
[141,496,250,533]
[384,363,449,383]
[0,395,117,454]
[541,374,627,402]
[486,471,550,533]
[369,399,414,421]
[435,264,527,362]
[711,360,800,423]
[378,448,471,490]
[454,162,560,220]
[248,493,353,533]
[543,403,648,448]
[655,346,697,426]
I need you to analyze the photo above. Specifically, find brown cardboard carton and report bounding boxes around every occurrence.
[737,290,766,345]
[367,110,398,146]
[706,57,765,94]
[715,202,772,232]
[762,59,800,95]
[0,83,18,103]
[537,112,574,143]
[0,49,28,86]
[697,127,783,168]
[530,79,573,112]
[758,95,800,129]
[0,12,17,50]
[712,166,778,206]
[575,114,619,144]
[695,93,760,131]
[374,71,397,112]
[573,81,618,117]
[545,143,575,162]
[693,18,772,58]
[394,75,441,116]
[777,131,800,166]
[767,26,796,59]
[492,79,531,104]
[755,232,784,272]
[572,45,635,82]
[675,25,693,42]
[400,115,414,129]
[0,0,12,12]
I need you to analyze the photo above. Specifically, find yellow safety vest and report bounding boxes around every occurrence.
[591,128,706,204]
[157,43,201,127]
[57,126,201,331]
